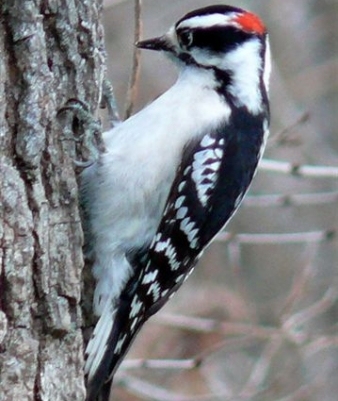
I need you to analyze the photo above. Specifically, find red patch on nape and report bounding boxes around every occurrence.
[234,12,266,35]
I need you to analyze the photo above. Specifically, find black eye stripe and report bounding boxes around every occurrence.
[177,26,252,53]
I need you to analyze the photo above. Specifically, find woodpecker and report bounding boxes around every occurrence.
[82,5,271,400]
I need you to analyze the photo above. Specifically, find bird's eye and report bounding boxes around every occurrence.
[179,30,194,48]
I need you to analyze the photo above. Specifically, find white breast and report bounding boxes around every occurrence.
[81,66,231,315]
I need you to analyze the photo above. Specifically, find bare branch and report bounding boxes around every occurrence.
[282,287,338,344]
[216,229,334,244]
[117,373,257,401]
[259,158,338,178]
[239,336,284,398]
[279,242,319,317]
[124,0,143,119]
[227,239,257,320]
[243,191,338,207]
[117,373,189,401]
[120,337,267,373]
[120,358,197,371]
[304,335,338,356]
[155,313,278,338]
[267,112,309,148]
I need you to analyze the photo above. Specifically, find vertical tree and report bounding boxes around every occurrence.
[0,1,105,399]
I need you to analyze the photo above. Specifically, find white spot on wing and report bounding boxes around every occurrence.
[194,148,215,163]
[175,196,185,209]
[200,134,216,147]
[180,217,199,249]
[190,136,225,206]
[190,238,198,249]
[130,317,139,331]
[154,239,169,252]
[114,333,127,354]
[195,181,213,206]
[153,234,181,271]
[207,160,222,172]
[187,228,199,243]
[178,181,186,193]
[147,281,161,301]
[214,148,223,159]
[176,206,188,219]
[142,270,158,284]
[165,240,180,270]
[130,295,142,318]
[175,274,185,283]
[191,169,205,187]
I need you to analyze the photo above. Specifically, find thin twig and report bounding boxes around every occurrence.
[304,335,338,356]
[120,358,197,371]
[267,112,309,148]
[120,336,264,373]
[117,373,262,401]
[227,239,258,321]
[155,313,278,338]
[216,229,334,244]
[259,158,338,178]
[124,0,143,119]
[117,373,191,401]
[279,242,319,317]
[239,335,284,397]
[282,287,338,344]
[243,191,338,207]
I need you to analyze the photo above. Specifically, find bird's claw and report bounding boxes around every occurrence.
[57,98,105,167]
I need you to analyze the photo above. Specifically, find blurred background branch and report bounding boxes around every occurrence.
[124,0,143,119]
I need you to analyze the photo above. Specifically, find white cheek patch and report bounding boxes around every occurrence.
[222,39,264,114]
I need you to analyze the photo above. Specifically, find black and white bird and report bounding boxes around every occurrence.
[82,4,271,400]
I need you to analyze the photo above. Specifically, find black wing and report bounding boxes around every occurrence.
[86,115,265,400]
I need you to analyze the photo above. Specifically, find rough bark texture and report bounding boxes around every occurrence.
[0,1,105,400]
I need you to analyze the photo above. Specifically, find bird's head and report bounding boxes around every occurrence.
[137,5,270,110]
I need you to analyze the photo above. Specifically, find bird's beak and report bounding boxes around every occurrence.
[136,35,174,52]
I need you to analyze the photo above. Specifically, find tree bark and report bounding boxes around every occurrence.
[0,1,105,400]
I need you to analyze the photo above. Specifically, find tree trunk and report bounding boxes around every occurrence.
[0,1,105,400]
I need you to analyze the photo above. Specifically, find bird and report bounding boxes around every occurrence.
[81,4,271,400]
